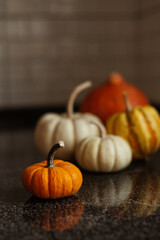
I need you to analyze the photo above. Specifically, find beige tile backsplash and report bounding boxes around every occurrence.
[0,0,159,108]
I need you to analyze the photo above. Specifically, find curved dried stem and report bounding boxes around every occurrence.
[90,121,107,138]
[122,92,132,112]
[67,81,92,119]
[47,141,65,168]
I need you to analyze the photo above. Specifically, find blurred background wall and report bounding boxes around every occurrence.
[0,0,159,109]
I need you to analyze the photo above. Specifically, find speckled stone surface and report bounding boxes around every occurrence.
[1,127,160,239]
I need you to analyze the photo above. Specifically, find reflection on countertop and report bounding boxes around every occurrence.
[1,116,160,239]
[81,166,160,218]
[23,196,84,232]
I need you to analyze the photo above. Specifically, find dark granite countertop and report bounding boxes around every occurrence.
[0,109,160,240]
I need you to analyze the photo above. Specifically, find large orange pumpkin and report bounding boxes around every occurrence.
[21,141,83,199]
[23,196,84,232]
[80,72,149,123]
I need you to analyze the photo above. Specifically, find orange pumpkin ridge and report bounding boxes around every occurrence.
[21,141,83,199]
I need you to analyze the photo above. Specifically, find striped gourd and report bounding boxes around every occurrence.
[106,93,160,159]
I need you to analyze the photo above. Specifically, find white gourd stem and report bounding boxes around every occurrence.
[46,141,65,168]
[122,92,132,112]
[67,81,92,119]
[91,121,107,138]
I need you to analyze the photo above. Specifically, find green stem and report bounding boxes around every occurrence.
[46,141,65,168]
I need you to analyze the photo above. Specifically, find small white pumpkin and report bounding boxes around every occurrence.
[75,122,132,172]
[34,81,102,160]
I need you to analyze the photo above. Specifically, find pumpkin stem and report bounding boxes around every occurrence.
[108,72,124,85]
[67,81,92,119]
[122,92,132,112]
[47,141,65,168]
[90,121,107,138]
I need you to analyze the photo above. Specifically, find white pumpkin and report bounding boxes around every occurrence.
[75,122,132,172]
[34,81,102,160]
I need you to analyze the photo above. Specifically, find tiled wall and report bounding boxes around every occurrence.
[136,0,160,103]
[0,0,159,108]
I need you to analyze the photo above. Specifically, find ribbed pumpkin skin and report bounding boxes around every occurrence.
[80,73,149,123]
[76,135,132,172]
[106,105,160,159]
[34,113,101,160]
[21,160,83,199]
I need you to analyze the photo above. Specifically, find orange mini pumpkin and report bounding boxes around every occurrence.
[80,72,149,123]
[21,141,83,199]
